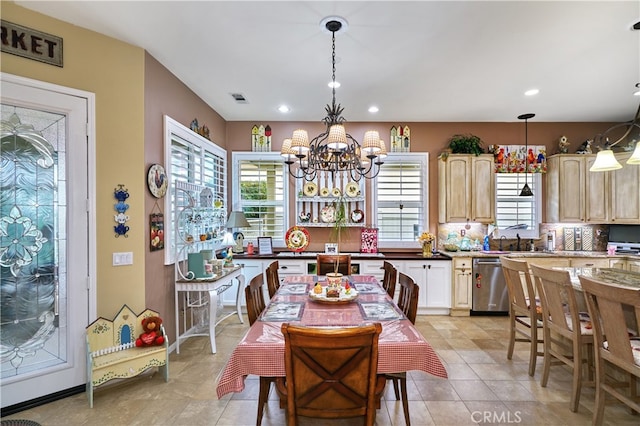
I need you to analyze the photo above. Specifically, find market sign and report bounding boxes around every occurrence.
[1,20,63,67]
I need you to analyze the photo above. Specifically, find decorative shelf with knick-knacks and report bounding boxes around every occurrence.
[295,170,366,227]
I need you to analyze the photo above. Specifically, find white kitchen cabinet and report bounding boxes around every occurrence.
[359,260,385,283]
[396,260,452,315]
[230,259,266,306]
[451,257,473,316]
[609,258,627,270]
[628,259,640,273]
[546,154,608,223]
[438,154,495,224]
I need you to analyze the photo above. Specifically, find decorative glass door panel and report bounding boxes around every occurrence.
[1,76,89,408]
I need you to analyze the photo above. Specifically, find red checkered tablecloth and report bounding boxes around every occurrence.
[216,275,448,398]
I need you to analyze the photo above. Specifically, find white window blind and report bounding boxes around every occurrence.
[163,116,226,264]
[495,173,541,238]
[372,153,428,246]
[232,153,287,246]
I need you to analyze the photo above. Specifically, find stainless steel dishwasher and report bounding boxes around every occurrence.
[472,257,509,314]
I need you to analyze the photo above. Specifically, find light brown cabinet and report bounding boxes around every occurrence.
[438,154,495,224]
[547,153,639,224]
[610,152,640,224]
[451,257,473,316]
[546,154,608,223]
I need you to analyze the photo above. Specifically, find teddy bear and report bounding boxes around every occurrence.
[135,315,165,347]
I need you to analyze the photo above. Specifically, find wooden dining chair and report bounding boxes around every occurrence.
[276,323,385,425]
[266,260,280,299]
[579,275,640,426]
[244,273,272,425]
[530,264,594,413]
[500,257,543,376]
[316,254,351,276]
[383,271,419,425]
[382,261,397,299]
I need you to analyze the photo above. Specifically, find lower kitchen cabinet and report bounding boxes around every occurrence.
[451,258,473,316]
[397,260,452,315]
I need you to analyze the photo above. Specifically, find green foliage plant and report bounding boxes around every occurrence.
[448,134,485,156]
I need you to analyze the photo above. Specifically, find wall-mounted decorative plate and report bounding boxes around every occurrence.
[345,182,359,197]
[286,226,310,252]
[351,209,364,223]
[331,187,341,197]
[320,187,330,197]
[303,182,318,197]
[147,164,168,198]
[320,205,336,223]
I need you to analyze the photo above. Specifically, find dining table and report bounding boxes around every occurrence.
[216,274,448,398]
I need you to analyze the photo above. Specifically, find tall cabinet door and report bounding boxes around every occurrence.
[557,156,585,222]
[584,156,609,223]
[610,153,640,223]
[471,155,496,223]
[439,156,471,222]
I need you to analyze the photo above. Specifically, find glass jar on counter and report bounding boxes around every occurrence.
[444,232,459,252]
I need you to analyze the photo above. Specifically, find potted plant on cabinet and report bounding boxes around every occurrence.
[447,134,485,156]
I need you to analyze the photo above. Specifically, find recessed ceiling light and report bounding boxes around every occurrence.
[524,89,539,96]
[368,106,379,113]
[278,105,290,113]
[328,81,341,89]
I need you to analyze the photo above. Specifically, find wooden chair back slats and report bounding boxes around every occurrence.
[531,265,580,338]
[316,254,351,276]
[266,261,280,299]
[397,272,419,324]
[501,257,535,311]
[579,275,640,425]
[277,323,384,425]
[382,261,397,299]
[245,273,266,325]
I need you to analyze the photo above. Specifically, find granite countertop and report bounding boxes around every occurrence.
[234,251,452,261]
[441,250,640,261]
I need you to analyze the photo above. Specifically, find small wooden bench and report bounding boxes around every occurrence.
[85,305,169,407]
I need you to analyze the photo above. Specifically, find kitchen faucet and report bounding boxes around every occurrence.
[516,233,521,251]
[499,236,506,251]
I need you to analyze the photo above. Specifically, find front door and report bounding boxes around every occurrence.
[1,75,92,408]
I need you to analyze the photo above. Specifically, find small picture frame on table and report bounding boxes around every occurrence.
[257,237,273,255]
[325,243,338,254]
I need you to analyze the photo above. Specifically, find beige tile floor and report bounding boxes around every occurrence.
[2,315,638,425]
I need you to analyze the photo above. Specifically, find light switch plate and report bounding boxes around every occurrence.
[112,252,133,266]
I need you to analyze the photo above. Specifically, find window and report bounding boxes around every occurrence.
[495,173,541,238]
[232,153,287,247]
[372,153,428,247]
[163,116,226,264]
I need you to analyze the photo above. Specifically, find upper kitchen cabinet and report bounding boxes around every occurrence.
[547,153,639,224]
[546,154,608,223]
[438,154,495,223]
[610,152,640,223]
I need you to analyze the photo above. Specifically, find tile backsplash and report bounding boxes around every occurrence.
[436,223,609,252]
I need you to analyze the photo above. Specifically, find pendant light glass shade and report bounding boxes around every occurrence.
[589,149,623,171]
[627,141,640,165]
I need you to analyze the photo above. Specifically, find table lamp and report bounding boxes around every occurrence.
[226,211,251,253]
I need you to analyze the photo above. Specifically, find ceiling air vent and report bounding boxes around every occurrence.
[230,93,248,104]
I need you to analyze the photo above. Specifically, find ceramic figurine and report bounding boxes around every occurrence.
[558,135,569,154]
[575,139,593,154]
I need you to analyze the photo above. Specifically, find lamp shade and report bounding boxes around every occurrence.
[280,138,295,159]
[627,141,640,165]
[377,140,388,159]
[290,129,309,154]
[327,124,348,150]
[589,149,623,171]
[221,231,236,247]
[362,130,381,154]
[226,211,250,228]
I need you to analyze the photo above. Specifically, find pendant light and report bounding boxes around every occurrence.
[518,113,535,197]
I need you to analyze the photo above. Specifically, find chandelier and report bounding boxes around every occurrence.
[589,85,640,172]
[280,17,386,182]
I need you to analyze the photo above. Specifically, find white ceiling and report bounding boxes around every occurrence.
[17,1,640,123]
